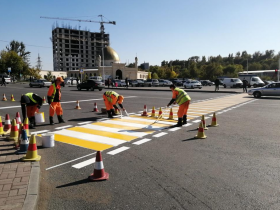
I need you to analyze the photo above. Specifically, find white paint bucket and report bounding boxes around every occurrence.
[41,133,55,148]
[35,112,45,123]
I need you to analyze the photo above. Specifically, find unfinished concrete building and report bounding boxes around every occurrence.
[52,27,110,71]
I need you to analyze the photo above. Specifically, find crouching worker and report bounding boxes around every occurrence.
[47,77,65,125]
[167,84,191,127]
[20,93,43,128]
[103,91,125,118]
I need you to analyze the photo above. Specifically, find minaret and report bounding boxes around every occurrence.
[135,56,138,68]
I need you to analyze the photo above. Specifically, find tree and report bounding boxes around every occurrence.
[26,67,41,79]
[6,40,30,62]
[0,50,25,76]
[152,72,158,79]
[45,71,53,81]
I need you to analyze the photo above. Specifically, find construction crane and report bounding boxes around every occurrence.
[40,15,116,34]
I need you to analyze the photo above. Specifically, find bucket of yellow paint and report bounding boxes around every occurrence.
[41,133,55,148]
[35,112,45,123]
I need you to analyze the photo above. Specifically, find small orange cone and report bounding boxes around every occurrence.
[114,108,120,115]
[0,117,4,136]
[7,119,18,141]
[197,115,208,130]
[42,96,47,104]
[208,113,219,127]
[21,134,41,161]
[194,122,207,139]
[158,107,162,117]
[141,105,148,116]
[2,94,7,101]
[16,112,22,125]
[88,151,109,181]
[168,108,174,120]
[4,114,11,132]
[92,102,99,112]
[11,94,15,102]
[151,106,156,117]
[75,101,81,109]
[23,118,30,137]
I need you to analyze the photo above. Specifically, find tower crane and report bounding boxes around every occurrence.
[40,15,116,34]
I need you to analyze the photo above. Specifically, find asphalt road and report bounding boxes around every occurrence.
[1,83,280,210]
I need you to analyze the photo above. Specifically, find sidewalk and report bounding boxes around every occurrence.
[0,137,39,210]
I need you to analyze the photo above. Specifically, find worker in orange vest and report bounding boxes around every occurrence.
[47,77,65,125]
[103,91,125,118]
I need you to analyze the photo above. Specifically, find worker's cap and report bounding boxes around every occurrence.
[56,77,64,82]
[118,95,124,104]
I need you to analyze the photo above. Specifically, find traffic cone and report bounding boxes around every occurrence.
[0,117,4,136]
[21,134,41,161]
[141,105,148,116]
[16,123,24,149]
[194,122,207,139]
[92,102,99,112]
[168,108,174,120]
[75,101,81,109]
[158,107,162,117]
[42,96,47,104]
[16,112,22,125]
[151,106,156,117]
[17,129,29,154]
[2,94,7,101]
[7,119,18,141]
[88,151,109,181]
[197,115,208,130]
[4,114,11,132]
[208,112,219,127]
[23,118,30,137]
[11,94,15,102]
[114,108,120,115]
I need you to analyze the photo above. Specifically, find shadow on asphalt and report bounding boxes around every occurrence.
[67,117,100,122]
[56,178,90,188]
[182,137,200,142]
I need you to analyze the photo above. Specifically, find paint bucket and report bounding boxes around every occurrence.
[35,112,45,123]
[41,133,55,148]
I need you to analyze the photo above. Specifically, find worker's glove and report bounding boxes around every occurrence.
[47,96,52,105]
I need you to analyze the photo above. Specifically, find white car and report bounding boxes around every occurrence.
[183,80,202,89]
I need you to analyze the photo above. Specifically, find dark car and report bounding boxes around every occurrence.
[200,80,213,86]
[77,79,105,91]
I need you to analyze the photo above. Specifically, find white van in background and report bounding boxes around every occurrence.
[238,74,265,88]
[223,78,243,88]
[89,76,102,81]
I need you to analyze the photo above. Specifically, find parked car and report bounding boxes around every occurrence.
[200,80,213,86]
[263,80,274,85]
[0,74,11,84]
[29,79,51,88]
[159,79,172,86]
[120,80,127,87]
[170,79,183,86]
[144,79,159,87]
[64,77,80,85]
[77,79,105,91]
[248,82,280,98]
[130,79,144,87]
[183,80,202,89]
[223,78,243,88]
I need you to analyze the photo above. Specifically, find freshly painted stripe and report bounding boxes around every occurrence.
[101,119,163,130]
[72,158,96,169]
[153,132,168,137]
[55,134,113,151]
[133,138,152,145]
[54,130,126,146]
[68,127,136,141]
[98,118,109,121]
[46,152,96,170]
[204,117,210,119]
[93,122,154,133]
[169,127,181,131]
[55,125,73,130]
[122,116,175,125]
[107,146,130,155]
[192,120,201,123]
[77,121,93,125]
[31,130,49,135]
[183,123,192,127]
[81,124,148,137]
[128,113,135,115]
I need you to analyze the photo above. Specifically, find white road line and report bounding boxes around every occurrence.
[188,112,209,115]
[153,132,168,137]
[72,158,96,169]
[107,146,130,155]
[192,120,201,123]
[53,129,126,146]
[55,125,73,130]
[101,120,163,130]
[77,121,93,125]
[183,123,192,127]
[133,138,152,145]
[31,130,50,135]
[122,116,175,125]
[128,113,136,115]
[169,127,181,131]
[204,117,210,119]
[46,152,96,170]
[80,124,148,137]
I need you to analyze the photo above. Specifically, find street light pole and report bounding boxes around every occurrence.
[247,59,248,74]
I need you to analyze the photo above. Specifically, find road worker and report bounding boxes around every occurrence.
[167,84,191,127]
[20,93,43,128]
[47,77,65,125]
[103,91,125,118]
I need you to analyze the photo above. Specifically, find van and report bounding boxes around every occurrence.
[238,74,265,88]
[223,78,242,88]
[89,76,102,81]
[0,74,11,84]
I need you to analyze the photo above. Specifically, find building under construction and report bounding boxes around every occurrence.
[52,27,110,71]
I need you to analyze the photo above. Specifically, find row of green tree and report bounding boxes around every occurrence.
[147,50,280,80]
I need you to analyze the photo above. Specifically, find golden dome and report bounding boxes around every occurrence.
[104,46,120,61]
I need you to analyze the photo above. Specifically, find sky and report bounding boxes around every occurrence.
[1,0,280,71]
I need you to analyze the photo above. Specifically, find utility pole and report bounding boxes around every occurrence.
[278,58,280,82]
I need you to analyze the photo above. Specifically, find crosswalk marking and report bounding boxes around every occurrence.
[93,122,154,133]
[133,138,152,145]
[72,158,96,169]
[101,119,164,130]
[107,146,130,155]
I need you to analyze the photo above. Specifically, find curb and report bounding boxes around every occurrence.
[22,162,40,210]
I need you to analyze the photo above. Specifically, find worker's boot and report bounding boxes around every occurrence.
[182,115,187,125]
[107,111,113,118]
[57,115,65,123]
[110,109,117,116]
[49,116,55,125]
[29,117,35,129]
[174,118,183,127]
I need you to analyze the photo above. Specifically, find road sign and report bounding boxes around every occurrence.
[80,69,84,74]
[8,67,11,73]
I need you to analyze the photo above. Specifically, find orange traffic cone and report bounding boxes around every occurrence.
[23,118,30,137]
[0,117,4,136]
[92,102,99,112]
[151,106,156,117]
[194,122,207,139]
[114,108,120,115]
[16,112,22,125]
[42,96,47,104]
[11,94,15,102]
[75,101,81,109]
[141,105,148,116]
[208,113,219,127]
[88,151,109,181]
[7,119,18,141]
[158,107,162,117]
[2,94,7,101]
[21,134,41,161]
[197,115,208,130]
[168,108,174,120]
[4,114,11,132]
